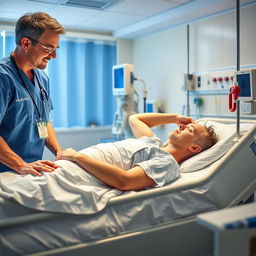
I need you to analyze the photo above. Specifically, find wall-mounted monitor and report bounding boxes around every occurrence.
[112,64,134,95]
[236,69,256,101]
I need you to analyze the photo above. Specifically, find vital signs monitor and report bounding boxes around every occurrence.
[236,69,256,101]
[112,64,134,95]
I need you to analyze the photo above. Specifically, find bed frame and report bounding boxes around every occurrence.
[1,118,255,256]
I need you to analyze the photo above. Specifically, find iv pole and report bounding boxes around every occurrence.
[186,24,190,116]
[236,0,241,137]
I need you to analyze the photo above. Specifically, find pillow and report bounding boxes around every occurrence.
[179,120,238,173]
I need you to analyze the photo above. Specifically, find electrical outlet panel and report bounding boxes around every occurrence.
[193,71,235,91]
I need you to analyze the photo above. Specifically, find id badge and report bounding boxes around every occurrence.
[37,122,49,139]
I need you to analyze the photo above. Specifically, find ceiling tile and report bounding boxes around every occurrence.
[0,0,53,13]
[163,0,194,3]
[0,11,23,21]
[0,0,255,38]
[84,11,143,26]
[108,0,179,16]
[48,4,100,27]
[76,21,122,31]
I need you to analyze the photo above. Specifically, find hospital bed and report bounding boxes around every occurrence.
[0,118,255,256]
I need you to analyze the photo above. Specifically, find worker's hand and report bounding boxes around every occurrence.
[56,148,80,162]
[17,160,58,176]
[176,115,194,126]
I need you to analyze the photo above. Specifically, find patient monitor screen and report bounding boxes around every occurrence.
[236,69,256,101]
[114,68,124,89]
[237,73,251,97]
[112,64,134,95]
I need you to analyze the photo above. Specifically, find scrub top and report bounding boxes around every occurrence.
[0,56,53,172]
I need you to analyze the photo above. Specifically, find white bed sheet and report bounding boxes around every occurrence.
[0,163,222,256]
[0,159,124,214]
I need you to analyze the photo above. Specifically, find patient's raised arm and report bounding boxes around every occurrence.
[129,113,194,139]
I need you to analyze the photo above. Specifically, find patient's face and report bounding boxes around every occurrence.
[169,123,207,147]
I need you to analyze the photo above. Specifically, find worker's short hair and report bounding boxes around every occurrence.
[15,12,65,45]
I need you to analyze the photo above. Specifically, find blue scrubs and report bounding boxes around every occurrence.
[0,56,53,172]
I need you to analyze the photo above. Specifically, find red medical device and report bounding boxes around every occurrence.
[229,84,241,112]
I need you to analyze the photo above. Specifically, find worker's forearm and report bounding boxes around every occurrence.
[0,136,25,171]
[45,122,62,156]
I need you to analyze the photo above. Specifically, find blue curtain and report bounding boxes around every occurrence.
[47,39,116,128]
[0,32,116,128]
[0,31,15,59]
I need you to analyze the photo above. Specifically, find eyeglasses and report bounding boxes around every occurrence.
[27,37,59,54]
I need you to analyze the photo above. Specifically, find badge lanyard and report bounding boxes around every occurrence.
[10,55,49,139]
[34,72,52,124]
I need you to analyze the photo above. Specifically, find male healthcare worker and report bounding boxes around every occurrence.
[0,12,65,176]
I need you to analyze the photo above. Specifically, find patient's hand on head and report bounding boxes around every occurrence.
[176,115,194,126]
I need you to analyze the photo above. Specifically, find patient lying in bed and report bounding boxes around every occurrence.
[56,113,217,191]
[0,113,217,214]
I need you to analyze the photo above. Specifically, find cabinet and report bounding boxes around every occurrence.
[197,203,256,256]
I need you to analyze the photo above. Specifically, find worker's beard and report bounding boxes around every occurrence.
[35,58,50,70]
[36,63,47,69]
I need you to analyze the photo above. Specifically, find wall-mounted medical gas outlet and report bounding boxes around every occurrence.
[193,71,235,91]
[193,97,203,106]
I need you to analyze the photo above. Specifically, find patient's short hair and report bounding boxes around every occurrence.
[15,12,65,45]
[197,125,218,151]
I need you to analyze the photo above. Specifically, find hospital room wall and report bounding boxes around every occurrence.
[43,4,256,159]
[189,5,256,118]
[132,4,256,139]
